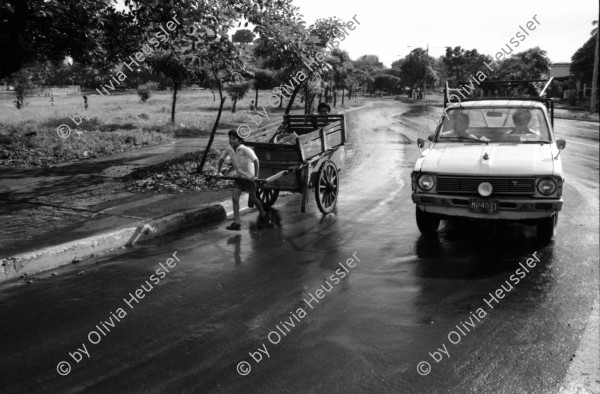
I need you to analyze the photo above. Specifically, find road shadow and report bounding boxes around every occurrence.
[413,219,555,280]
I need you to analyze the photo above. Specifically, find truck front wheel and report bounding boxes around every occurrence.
[537,213,558,242]
[416,207,440,236]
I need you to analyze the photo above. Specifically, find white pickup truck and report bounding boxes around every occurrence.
[411,93,566,242]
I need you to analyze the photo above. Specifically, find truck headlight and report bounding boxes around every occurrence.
[537,177,557,195]
[418,174,436,191]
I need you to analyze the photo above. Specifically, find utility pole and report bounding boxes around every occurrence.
[424,44,429,110]
[591,27,599,114]
[423,43,429,113]
[423,44,429,101]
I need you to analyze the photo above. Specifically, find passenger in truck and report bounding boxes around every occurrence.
[505,109,540,140]
[440,113,482,140]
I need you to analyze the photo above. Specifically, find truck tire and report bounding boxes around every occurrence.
[416,207,440,236]
[537,214,558,242]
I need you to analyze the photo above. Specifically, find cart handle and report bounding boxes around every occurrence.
[203,168,297,186]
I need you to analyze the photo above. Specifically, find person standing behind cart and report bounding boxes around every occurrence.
[309,102,331,129]
[317,102,331,115]
[217,130,266,231]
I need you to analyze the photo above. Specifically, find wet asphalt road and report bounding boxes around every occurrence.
[0,101,598,393]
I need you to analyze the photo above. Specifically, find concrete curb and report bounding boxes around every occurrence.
[0,204,226,283]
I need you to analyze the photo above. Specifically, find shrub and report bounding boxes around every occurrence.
[137,89,151,102]
[44,116,101,131]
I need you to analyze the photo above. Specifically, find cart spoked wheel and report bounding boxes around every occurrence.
[315,161,339,214]
[255,188,279,208]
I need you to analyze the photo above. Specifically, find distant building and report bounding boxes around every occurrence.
[42,85,81,96]
[549,62,594,100]
[0,84,14,100]
[549,63,571,80]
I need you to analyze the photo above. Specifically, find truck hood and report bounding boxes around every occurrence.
[417,143,556,175]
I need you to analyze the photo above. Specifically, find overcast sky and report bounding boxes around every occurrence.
[293,0,598,67]
[116,0,598,67]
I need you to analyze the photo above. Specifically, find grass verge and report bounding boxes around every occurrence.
[0,123,170,167]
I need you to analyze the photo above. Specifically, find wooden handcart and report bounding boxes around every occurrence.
[208,114,347,214]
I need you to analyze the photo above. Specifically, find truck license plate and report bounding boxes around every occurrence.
[469,199,499,214]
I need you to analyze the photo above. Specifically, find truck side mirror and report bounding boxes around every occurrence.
[554,139,566,160]
[417,138,425,148]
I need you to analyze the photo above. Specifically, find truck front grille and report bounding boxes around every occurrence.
[436,176,535,196]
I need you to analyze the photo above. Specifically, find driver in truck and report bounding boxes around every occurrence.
[440,112,479,140]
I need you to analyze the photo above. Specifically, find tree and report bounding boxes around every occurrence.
[375,68,403,95]
[192,37,252,172]
[591,20,599,113]
[496,47,551,80]
[252,36,294,110]
[303,17,348,112]
[11,68,35,109]
[125,0,317,172]
[372,74,401,95]
[0,0,141,79]
[6,61,52,108]
[400,48,437,93]
[345,68,370,100]
[572,20,599,112]
[232,29,255,43]
[4,58,108,108]
[327,49,353,106]
[492,47,551,96]
[47,61,102,88]
[252,69,277,107]
[353,55,384,94]
[380,68,402,79]
[354,55,384,72]
[303,74,324,114]
[441,47,491,87]
[254,15,347,114]
[391,58,405,70]
[571,35,597,84]
[256,16,353,112]
[148,53,198,123]
[226,81,251,112]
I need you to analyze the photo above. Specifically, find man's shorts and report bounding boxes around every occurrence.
[233,178,256,193]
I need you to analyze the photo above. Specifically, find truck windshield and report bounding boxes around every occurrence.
[436,107,551,143]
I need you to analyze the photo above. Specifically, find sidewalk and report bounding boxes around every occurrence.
[0,136,231,282]
[553,108,599,123]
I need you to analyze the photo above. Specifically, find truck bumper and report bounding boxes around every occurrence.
[412,193,562,220]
